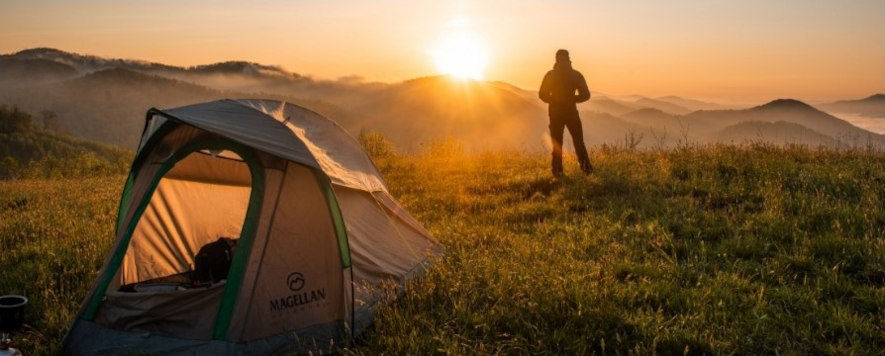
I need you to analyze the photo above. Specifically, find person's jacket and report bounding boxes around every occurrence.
[539,61,590,116]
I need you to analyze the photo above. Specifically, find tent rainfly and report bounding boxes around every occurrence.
[63,99,444,354]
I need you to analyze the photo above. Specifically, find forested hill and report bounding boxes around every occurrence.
[0,105,131,179]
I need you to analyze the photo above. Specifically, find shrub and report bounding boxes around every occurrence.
[358,129,397,159]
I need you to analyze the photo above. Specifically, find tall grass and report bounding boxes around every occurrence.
[0,176,123,355]
[1,144,883,355]
[353,144,885,355]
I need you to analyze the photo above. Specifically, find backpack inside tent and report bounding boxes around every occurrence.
[63,99,444,355]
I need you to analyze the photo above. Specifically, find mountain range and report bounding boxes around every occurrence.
[1,48,882,151]
[818,94,885,118]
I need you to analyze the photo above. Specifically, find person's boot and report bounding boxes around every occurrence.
[580,160,593,175]
[552,154,563,178]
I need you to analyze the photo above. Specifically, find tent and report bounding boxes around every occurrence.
[63,99,444,354]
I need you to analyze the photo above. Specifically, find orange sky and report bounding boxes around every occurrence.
[1,0,883,104]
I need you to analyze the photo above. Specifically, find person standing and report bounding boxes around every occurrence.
[539,49,592,177]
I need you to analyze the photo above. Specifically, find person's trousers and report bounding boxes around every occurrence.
[549,113,591,175]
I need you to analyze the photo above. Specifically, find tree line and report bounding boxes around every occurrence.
[0,105,131,179]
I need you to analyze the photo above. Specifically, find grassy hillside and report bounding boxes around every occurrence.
[1,145,883,355]
[356,145,884,355]
[0,176,122,355]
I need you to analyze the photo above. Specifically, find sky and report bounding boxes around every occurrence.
[1,0,883,104]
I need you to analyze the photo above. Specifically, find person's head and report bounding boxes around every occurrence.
[555,49,570,63]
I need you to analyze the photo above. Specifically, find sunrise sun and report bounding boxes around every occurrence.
[430,19,489,80]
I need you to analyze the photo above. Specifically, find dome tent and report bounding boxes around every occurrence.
[63,99,443,354]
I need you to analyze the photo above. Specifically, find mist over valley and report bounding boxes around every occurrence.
[2,48,883,152]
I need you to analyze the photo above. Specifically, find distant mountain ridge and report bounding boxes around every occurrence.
[1,47,882,151]
[0,57,80,85]
[187,61,291,77]
[1,47,368,103]
[634,97,692,115]
[6,47,180,73]
[10,48,295,78]
[744,99,870,139]
[818,93,885,118]
[585,95,729,117]
[599,97,885,148]
[0,65,350,146]
[713,121,839,146]
[656,96,729,111]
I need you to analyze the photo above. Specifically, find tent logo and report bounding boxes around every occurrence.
[287,272,305,291]
[271,272,327,313]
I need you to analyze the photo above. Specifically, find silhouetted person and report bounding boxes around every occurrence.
[539,49,592,177]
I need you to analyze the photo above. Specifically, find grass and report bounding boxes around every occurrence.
[2,144,884,355]
[0,176,121,355]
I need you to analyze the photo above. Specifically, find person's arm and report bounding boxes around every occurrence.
[574,72,590,103]
[539,72,552,103]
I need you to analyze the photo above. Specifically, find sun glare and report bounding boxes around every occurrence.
[430,21,489,80]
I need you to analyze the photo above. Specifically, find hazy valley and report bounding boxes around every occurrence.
[2,47,884,153]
